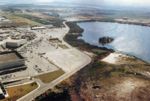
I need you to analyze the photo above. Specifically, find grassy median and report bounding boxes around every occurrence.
[36,69,65,83]
[2,82,38,101]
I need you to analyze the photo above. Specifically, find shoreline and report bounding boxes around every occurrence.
[37,20,150,101]
[68,18,150,27]
[65,20,150,64]
[64,21,114,52]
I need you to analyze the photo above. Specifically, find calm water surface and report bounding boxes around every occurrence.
[78,22,150,63]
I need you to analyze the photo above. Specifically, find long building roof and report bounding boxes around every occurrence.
[0,53,19,64]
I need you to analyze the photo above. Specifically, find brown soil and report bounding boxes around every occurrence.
[62,53,150,101]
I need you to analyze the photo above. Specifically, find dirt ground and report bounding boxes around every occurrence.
[60,52,150,101]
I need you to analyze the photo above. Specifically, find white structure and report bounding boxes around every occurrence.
[0,82,7,99]
[31,26,46,30]
[0,87,5,98]
[0,16,11,23]
[0,17,5,21]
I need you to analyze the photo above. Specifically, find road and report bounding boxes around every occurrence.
[18,56,91,101]
[17,22,92,101]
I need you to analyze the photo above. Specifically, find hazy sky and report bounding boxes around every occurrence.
[1,0,150,7]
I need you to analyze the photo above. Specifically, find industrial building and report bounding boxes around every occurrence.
[0,51,26,75]
[6,39,27,48]
[31,26,46,30]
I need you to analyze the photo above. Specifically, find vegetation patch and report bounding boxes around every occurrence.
[36,69,65,83]
[35,89,71,101]
[16,14,64,27]
[3,13,41,26]
[66,22,84,33]
[2,82,38,101]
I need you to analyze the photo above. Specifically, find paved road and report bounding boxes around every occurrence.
[17,22,92,101]
[18,56,91,101]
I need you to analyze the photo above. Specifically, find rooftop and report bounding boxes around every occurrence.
[0,51,23,64]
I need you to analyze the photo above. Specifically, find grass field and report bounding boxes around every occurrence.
[15,14,51,25]
[2,13,42,26]
[36,69,65,83]
[2,82,38,101]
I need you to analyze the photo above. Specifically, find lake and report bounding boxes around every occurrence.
[78,22,150,63]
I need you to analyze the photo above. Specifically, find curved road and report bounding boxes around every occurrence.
[17,22,92,101]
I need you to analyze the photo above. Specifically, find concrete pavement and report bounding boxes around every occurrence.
[17,22,92,101]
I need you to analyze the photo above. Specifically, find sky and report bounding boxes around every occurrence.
[1,0,150,7]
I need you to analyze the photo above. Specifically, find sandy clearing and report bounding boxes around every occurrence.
[101,52,124,64]
[110,78,147,98]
